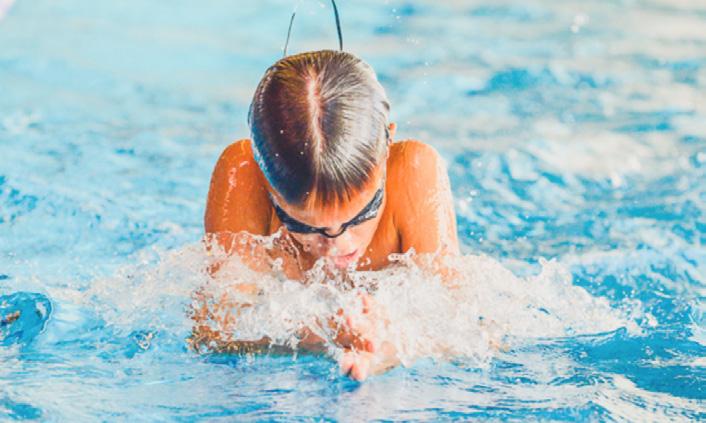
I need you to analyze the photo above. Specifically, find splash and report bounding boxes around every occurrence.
[81,235,642,371]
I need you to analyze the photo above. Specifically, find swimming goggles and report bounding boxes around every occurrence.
[269,185,385,239]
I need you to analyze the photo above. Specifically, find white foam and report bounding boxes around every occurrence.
[83,238,640,369]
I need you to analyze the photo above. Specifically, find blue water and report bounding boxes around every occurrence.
[1,0,705,420]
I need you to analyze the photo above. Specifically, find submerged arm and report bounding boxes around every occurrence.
[193,139,278,352]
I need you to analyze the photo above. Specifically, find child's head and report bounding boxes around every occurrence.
[248,49,391,267]
[249,50,390,208]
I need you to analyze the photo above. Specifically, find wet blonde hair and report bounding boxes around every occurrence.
[248,50,390,208]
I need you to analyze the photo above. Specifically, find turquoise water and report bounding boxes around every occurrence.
[1,0,705,420]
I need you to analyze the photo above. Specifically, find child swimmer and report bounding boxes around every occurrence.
[191,6,459,380]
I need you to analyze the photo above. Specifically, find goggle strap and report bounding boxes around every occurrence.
[283,0,344,58]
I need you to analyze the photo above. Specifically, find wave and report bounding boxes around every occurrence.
[75,237,642,369]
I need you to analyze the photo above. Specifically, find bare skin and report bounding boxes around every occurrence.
[192,123,459,380]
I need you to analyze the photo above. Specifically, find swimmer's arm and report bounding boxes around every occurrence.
[198,139,389,355]
[393,141,460,263]
[198,140,325,351]
[189,276,354,354]
[204,139,274,273]
[188,283,267,353]
[189,287,324,354]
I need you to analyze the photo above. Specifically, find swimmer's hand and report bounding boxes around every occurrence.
[333,292,400,381]
[339,341,399,381]
[189,285,400,380]
[296,292,400,380]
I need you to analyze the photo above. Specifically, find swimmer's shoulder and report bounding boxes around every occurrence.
[206,138,271,235]
[387,139,446,182]
[218,138,256,165]
[385,139,457,253]
[212,138,266,186]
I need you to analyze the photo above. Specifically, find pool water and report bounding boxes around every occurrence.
[1,0,705,420]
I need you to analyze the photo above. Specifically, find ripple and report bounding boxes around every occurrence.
[0,292,52,347]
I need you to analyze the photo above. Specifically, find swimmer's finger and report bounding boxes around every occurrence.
[350,354,371,381]
[340,352,355,376]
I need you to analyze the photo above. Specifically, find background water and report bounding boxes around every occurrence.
[1,0,705,420]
